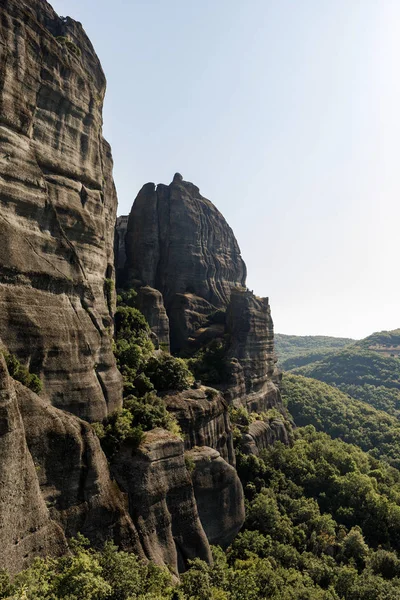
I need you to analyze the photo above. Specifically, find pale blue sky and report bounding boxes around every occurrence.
[51,0,400,339]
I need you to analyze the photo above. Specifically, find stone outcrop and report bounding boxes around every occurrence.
[240,418,290,456]
[118,175,283,417]
[121,174,246,352]
[115,215,129,274]
[163,387,235,465]
[134,285,170,351]
[224,289,282,413]
[111,429,212,572]
[187,446,245,547]
[0,0,122,421]
[17,381,142,553]
[0,354,67,574]
[0,349,148,572]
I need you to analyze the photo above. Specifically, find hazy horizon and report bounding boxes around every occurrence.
[51,0,400,340]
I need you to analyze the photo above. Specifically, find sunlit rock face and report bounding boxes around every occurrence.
[187,446,245,548]
[111,429,213,573]
[119,175,282,416]
[0,0,122,421]
[121,174,247,352]
[0,352,142,574]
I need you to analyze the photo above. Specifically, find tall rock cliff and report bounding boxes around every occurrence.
[0,1,245,575]
[121,173,247,352]
[0,0,121,422]
[118,174,283,418]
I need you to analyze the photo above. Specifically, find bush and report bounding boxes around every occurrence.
[145,353,193,392]
[92,408,144,457]
[124,393,180,433]
[188,340,230,385]
[4,353,42,393]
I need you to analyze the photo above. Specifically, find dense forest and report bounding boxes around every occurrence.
[275,334,354,367]
[4,321,400,599]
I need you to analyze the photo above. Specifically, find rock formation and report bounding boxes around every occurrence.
[0,0,121,422]
[120,174,246,352]
[187,446,245,547]
[111,429,213,572]
[163,387,235,465]
[0,0,286,578]
[118,174,283,418]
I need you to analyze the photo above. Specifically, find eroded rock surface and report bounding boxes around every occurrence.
[0,354,67,574]
[0,0,122,421]
[118,175,283,417]
[224,288,282,413]
[111,429,212,573]
[241,419,290,456]
[163,387,235,465]
[122,174,246,352]
[17,382,141,553]
[187,446,245,547]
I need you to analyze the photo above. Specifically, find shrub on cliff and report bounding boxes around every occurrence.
[93,393,182,456]
[4,353,42,394]
[114,305,154,396]
[188,340,230,385]
[144,353,193,392]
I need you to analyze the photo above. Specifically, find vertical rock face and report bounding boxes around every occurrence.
[163,387,235,465]
[17,383,142,553]
[119,175,282,416]
[111,429,213,572]
[0,354,67,574]
[0,0,121,421]
[224,289,282,413]
[187,446,245,548]
[122,174,247,352]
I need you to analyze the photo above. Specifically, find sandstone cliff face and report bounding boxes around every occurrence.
[163,387,235,465]
[119,175,282,418]
[0,354,67,574]
[187,446,245,548]
[17,383,141,553]
[111,429,213,572]
[122,174,246,352]
[0,349,147,573]
[240,419,290,456]
[0,0,121,421]
[224,289,282,413]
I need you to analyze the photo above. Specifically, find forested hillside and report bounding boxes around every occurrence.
[275,334,354,369]
[281,373,400,467]
[290,347,400,415]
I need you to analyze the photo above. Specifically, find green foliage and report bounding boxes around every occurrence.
[124,394,181,434]
[188,340,230,385]
[1,536,174,600]
[238,427,400,553]
[93,393,182,456]
[55,36,81,57]
[275,333,354,365]
[292,347,400,390]
[4,353,42,393]
[93,408,144,456]
[144,353,193,392]
[184,453,196,473]
[104,278,114,312]
[337,383,400,417]
[281,373,400,467]
[114,305,154,397]
[117,289,138,308]
[356,328,400,350]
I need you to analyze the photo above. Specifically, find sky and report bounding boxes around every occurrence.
[51,0,400,339]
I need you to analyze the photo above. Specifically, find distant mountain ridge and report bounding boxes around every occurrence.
[280,328,400,417]
[275,333,355,367]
